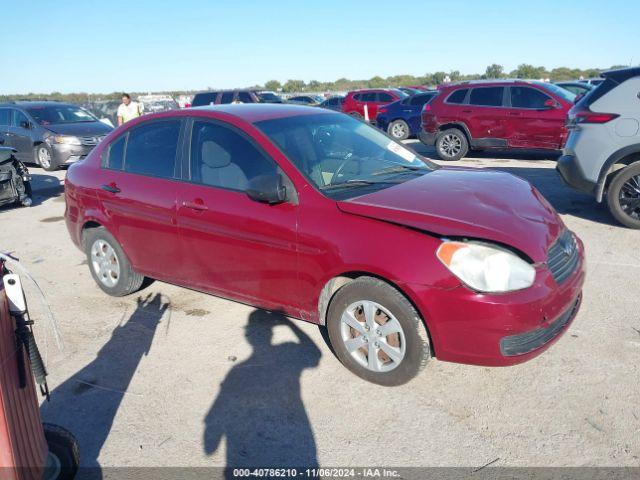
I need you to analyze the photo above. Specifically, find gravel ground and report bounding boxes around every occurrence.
[0,143,638,470]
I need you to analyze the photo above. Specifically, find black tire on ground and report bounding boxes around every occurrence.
[606,161,640,229]
[435,128,469,161]
[34,144,57,171]
[326,276,431,386]
[84,227,145,296]
[43,423,80,480]
[387,119,410,141]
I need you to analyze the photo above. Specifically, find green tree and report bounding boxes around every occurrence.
[264,80,281,91]
[511,64,548,79]
[282,79,306,93]
[484,64,505,79]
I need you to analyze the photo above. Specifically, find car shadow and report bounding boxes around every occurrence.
[407,142,618,226]
[29,171,65,207]
[40,293,169,477]
[203,309,321,475]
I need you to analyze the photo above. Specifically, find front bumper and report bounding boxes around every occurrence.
[405,237,586,367]
[556,154,597,197]
[418,131,436,146]
[51,144,94,167]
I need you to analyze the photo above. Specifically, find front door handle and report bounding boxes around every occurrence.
[101,184,121,194]
[182,199,208,211]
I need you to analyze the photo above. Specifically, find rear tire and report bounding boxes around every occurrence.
[388,120,410,141]
[326,276,430,386]
[435,128,469,161]
[84,227,145,296]
[43,423,79,480]
[606,161,640,229]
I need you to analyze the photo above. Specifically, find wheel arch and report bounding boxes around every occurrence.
[437,122,472,143]
[596,145,640,202]
[317,271,435,355]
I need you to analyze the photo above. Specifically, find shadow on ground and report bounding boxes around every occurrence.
[203,310,321,473]
[41,293,169,477]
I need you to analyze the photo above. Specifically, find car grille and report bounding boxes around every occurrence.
[79,135,107,146]
[547,230,579,284]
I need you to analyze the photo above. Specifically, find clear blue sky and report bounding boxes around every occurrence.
[2,0,638,94]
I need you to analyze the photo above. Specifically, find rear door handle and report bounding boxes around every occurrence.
[101,184,121,194]
[182,199,208,211]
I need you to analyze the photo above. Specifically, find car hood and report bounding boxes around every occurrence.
[337,167,563,262]
[45,122,113,136]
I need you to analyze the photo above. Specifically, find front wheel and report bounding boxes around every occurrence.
[84,227,145,296]
[43,423,79,480]
[388,119,410,141]
[326,277,431,386]
[435,128,469,161]
[35,144,57,171]
[606,161,640,229]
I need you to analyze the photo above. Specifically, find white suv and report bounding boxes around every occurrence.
[558,67,640,228]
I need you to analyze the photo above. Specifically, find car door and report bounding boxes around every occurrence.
[465,87,508,143]
[506,86,566,149]
[97,119,183,280]
[6,110,34,162]
[0,109,9,147]
[176,118,300,314]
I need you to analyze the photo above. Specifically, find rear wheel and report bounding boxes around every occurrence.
[42,423,79,480]
[435,128,468,161]
[84,227,144,296]
[326,277,430,386]
[607,161,640,229]
[388,120,410,141]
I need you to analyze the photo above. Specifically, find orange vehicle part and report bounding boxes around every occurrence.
[0,284,48,480]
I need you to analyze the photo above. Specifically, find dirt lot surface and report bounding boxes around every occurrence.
[0,143,638,470]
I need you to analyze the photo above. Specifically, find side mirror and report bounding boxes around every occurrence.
[246,174,287,204]
[19,120,31,129]
[543,99,559,109]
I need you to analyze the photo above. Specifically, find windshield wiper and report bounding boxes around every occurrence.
[371,164,429,176]
[321,179,399,191]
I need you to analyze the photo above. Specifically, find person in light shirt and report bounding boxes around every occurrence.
[116,93,143,125]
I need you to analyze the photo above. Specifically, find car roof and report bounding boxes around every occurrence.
[189,103,335,123]
[602,67,640,83]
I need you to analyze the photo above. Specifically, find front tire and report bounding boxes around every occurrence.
[84,227,144,296]
[388,120,410,141]
[326,277,430,386]
[435,128,469,161]
[35,144,57,171]
[606,161,640,229]
[43,423,80,480]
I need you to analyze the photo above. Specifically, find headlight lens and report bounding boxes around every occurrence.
[50,135,82,146]
[436,241,536,293]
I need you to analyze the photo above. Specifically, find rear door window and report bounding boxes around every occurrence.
[446,89,468,104]
[237,92,253,103]
[192,92,218,107]
[220,92,235,104]
[362,93,376,102]
[377,92,393,102]
[124,120,181,178]
[510,87,552,109]
[469,87,505,107]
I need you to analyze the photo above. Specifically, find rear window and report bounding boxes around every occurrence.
[192,92,218,107]
[409,93,436,106]
[446,89,468,104]
[469,87,504,107]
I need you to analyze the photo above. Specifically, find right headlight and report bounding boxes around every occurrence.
[436,241,536,293]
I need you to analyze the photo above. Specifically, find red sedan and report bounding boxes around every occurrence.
[64,104,585,386]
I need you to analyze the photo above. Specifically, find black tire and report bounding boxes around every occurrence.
[84,227,145,296]
[349,111,363,120]
[387,119,410,141]
[606,161,640,229]
[43,423,80,480]
[34,144,57,171]
[326,276,430,386]
[435,128,469,161]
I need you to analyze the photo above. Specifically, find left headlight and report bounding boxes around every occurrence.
[49,135,82,146]
[436,241,536,293]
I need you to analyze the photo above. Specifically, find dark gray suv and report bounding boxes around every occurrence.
[0,101,113,171]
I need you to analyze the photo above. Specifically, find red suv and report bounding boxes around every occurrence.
[342,89,406,122]
[64,104,585,386]
[420,80,576,161]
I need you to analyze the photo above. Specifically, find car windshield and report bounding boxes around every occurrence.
[538,82,576,103]
[257,92,284,103]
[255,113,437,200]
[25,105,99,125]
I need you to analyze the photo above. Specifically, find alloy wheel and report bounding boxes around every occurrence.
[339,300,406,373]
[619,174,640,220]
[391,122,407,139]
[38,147,52,169]
[90,239,120,288]
[440,134,462,157]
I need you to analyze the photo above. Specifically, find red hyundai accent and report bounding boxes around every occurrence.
[64,104,585,386]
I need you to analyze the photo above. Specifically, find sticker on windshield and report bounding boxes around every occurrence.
[387,141,418,162]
